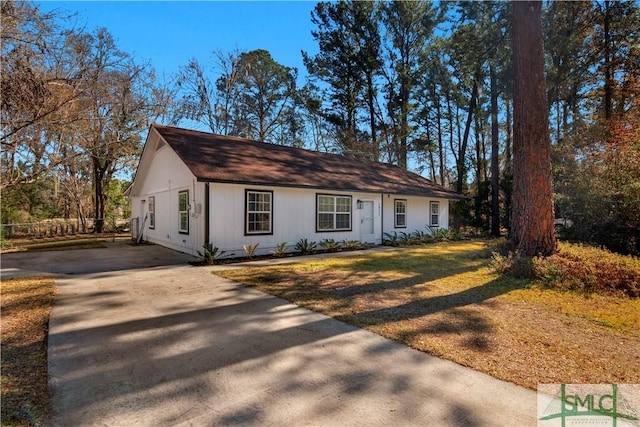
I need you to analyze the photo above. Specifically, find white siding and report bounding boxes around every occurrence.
[382,195,450,236]
[130,145,205,255]
[207,183,383,255]
[130,132,454,257]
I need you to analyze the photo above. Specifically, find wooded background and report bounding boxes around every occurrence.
[2,1,638,255]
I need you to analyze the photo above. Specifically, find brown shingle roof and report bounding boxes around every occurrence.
[152,124,465,200]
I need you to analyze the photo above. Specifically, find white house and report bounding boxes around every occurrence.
[127,124,465,256]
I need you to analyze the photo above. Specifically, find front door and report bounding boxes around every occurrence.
[360,200,375,243]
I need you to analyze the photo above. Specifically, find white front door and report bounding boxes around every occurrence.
[360,200,375,243]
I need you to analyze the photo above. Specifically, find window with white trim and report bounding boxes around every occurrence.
[148,196,155,229]
[317,194,352,231]
[178,190,189,234]
[394,199,407,228]
[430,201,440,227]
[246,190,273,235]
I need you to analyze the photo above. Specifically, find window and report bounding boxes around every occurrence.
[317,194,352,231]
[178,190,189,234]
[430,201,439,227]
[394,199,407,228]
[148,196,155,229]
[246,190,273,235]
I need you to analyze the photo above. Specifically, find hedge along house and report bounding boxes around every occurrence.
[128,124,466,256]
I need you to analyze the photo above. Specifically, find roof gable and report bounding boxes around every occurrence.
[148,124,465,200]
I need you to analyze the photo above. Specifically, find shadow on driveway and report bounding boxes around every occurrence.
[5,241,537,426]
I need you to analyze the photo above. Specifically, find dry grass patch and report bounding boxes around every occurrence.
[216,240,640,390]
[1,233,130,253]
[1,277,55,426]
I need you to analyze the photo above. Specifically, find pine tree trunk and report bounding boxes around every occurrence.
[511,0,557,256]
[435,87,445,186]
[366,72,378,162]
[490,64,501,237]
[457,73,478,194]
[504,100,512,232]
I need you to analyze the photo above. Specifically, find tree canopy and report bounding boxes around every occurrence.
[2,0,639,255]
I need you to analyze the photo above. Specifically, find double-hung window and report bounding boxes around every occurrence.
[394,199,407,228]
[246,190,273,235]
[430,201,440,227]
[178,190,189,234]
[148,196,155,229]
[317,194,352,231]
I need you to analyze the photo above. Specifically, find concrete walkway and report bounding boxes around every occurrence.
[1,242,538,426]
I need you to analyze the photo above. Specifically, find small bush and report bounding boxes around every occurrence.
[411,229,429,243]
[489,241,640,297]
[427,226,449,242]
[295,238,317,255]
[319,238,341,252]
[398,231,413,245]
[383,231,400,246]
[0,226,8,249]
[538,243,640,297]
[242,243,259,259]
[445,228,466,241]
[489,252,511,274]
[271,242,288,257]
[342,240,362,250]
[198,243,233,265]
[490,252,536,278]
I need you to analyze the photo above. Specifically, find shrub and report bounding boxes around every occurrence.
[198,243,233,265]
[446,228,466,241]
[537,242,640,297]
[398,231,413,245]
[383,231,400,246]
[426,225,449,242]
[490,252,536,278]
[342,240,362,250]
[489,241,640,297]
[319,238,341,252]
[242,243,259,259]
[489,252,511,274]
[271,242,288,257]
[412,229,435,244]
[0,226,7,249]
[295,238,317,255]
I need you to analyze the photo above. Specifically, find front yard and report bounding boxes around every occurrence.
[216,240,640,390]
[1,277,55,426]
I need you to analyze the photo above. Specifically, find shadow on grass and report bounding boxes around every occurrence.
[223,245,529,354]
[335,276,526,352]
[338,276,523,325]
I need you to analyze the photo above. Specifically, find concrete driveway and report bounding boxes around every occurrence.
[1,242,538,426]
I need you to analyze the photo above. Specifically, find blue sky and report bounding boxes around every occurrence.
[36,1,319,79]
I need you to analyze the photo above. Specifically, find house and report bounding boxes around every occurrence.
[127,124,465,256]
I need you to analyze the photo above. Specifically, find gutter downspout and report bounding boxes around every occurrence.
[204,182,210,245]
